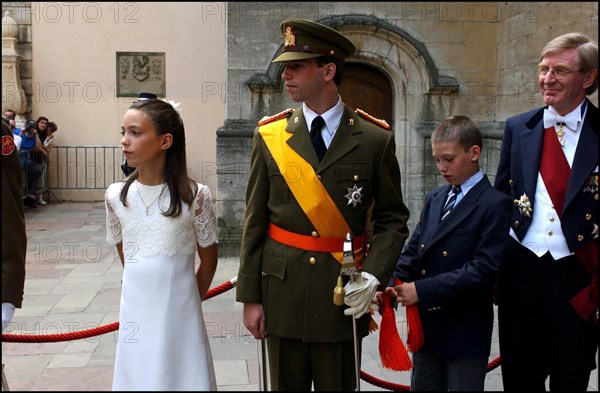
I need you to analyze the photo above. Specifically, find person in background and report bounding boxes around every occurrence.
[34,121,59,205]
[236,18,410,391]
[2,120,27,332]
[35,116,49,144]
[494,32,598,391]
[6,117,21,150]
[42,121,58,154]
[18,120,43,208]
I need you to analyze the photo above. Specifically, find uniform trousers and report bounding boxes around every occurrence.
[410,349,488,391]
[498,238,598,391]
[266,335,360,391]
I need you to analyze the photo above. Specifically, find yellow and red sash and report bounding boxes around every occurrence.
[259,117,358,264]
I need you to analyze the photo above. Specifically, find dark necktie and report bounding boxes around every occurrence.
[441,185,461,221]
[310,116,326,162]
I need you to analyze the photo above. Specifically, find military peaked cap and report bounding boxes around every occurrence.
[272,18,356,63]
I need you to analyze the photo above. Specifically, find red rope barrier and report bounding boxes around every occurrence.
[204,279,235,300]
[361,370,409,391]
[2,278,237,344]
[2,277,501,391]
[2,322,119,343]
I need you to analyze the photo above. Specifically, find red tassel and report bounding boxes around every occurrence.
[378,291,412,371]
[393,278,424,353]
[405,304,424,353]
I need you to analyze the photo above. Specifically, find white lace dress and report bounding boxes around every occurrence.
[105,181,218,391]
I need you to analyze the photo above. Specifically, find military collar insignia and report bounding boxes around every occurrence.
[345,184,363,207]
[514,193,532,218]
[2,135,16,156]
[284,26,296,47]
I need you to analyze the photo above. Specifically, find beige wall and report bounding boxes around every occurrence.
[30,2,226,196]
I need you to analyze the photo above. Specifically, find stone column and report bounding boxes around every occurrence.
[2,10,27,128]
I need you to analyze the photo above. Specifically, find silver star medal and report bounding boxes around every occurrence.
[345,184,363,207]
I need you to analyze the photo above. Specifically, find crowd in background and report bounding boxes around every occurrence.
[2,110,58,208]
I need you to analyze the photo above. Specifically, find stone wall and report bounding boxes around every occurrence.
[216,2,598,257]
[2,2,32,121]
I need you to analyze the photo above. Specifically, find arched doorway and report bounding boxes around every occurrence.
[338,63,393,125]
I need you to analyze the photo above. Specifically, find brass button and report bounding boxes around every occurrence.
[585,214,591,220]
[353,175,359,181]
[595,194,598,200]
[309,257,317,265]
[420,244,426,250]
[420,269,426,275]
[509,179,514,186]
[311,231,319,237]
[578,235,584,242]
[547,230,553,236]
[442,251,448,257]
[262,272,267,277]
[549,216,555,222]
[515,221,520,228]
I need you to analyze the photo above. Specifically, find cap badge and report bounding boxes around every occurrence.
[345,184,363,208]
[284,26,296,47]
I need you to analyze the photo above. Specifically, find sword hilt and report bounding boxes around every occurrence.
[341,232,357,276]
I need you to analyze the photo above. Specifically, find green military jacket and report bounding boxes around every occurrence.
[2,121,27,308]
[236,105,409,342]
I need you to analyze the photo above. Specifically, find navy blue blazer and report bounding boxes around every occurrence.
[494,99,598,254]
[392,175,512,359]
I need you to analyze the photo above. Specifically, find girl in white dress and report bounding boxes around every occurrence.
[105,94,218,391]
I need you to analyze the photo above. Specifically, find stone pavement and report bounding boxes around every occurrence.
[2,201,597,391]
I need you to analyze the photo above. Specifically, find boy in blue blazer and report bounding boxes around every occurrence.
[384,115,512,391]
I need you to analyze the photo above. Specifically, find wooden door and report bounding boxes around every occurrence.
[338,63,393,124]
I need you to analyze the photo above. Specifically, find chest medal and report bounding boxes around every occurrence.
[345,184,363,208]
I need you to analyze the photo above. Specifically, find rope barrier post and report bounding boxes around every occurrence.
[2,363,10,391]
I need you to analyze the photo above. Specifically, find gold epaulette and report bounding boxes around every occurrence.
[355,108,391,130]
[258,108,294,126]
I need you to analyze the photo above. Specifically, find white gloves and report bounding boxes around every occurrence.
[343,271,380,319]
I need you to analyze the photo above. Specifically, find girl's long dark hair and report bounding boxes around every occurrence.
[119,99,197,217]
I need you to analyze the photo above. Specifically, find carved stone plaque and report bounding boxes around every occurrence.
[116,52,165,97]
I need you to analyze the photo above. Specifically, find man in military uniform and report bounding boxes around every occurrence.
[2,120,27,332]
[236,18,410,391]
